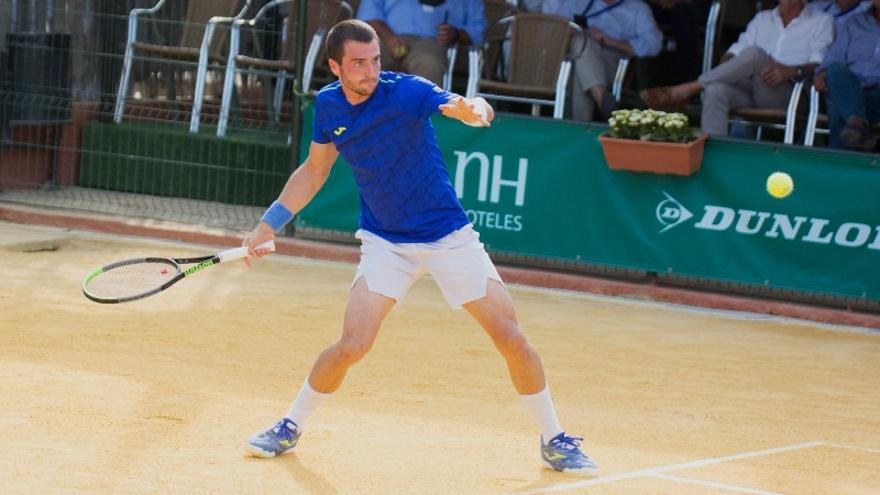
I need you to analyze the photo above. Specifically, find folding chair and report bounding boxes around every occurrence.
[466,13,582,119]
[443,0,517,91]
[728,80,807,144]
[113,0,252,125]
[804,84,828,146]
[216,0,352,137]
[702,0,723,74]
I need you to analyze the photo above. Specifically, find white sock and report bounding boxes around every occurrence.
[285,378,331,430]
[519,386,564,442]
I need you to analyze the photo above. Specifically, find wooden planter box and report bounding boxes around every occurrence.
[598,133,708,176]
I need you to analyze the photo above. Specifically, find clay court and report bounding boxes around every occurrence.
[1,220,879,494]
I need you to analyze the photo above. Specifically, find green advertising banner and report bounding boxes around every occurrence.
[296,104,880,301]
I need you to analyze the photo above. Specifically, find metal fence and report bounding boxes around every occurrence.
[0,1,302,231]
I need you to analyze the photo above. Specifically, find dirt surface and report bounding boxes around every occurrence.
[1,222,878,494]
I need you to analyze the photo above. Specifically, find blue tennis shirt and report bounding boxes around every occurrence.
[312,72,469,243]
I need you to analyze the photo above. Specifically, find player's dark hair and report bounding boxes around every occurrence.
[326,19,379,64]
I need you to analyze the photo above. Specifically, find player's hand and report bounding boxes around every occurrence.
[814,70,827,92]
[242,222,275,266]
[439,96,494,127]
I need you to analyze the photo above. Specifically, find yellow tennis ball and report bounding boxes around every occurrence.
[766,172,793,199]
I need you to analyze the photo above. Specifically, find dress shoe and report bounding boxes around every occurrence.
[840,116,878,151]
[639,86,688,111]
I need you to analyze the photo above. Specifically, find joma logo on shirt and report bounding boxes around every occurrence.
[333,126,347,136]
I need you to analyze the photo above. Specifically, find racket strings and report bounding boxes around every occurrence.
[85,261,178,299]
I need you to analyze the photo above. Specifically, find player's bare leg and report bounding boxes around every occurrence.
[245,277,395,457]
[309,277,396,393]
[463,280,598,475]
[462,280,545,395]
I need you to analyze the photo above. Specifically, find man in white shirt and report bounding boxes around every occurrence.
[640,0,833,135]
[524,0,662,121]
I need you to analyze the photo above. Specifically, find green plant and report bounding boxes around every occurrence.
[607,109,701,143]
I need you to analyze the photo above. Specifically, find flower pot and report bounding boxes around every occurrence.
[598,133,707,176]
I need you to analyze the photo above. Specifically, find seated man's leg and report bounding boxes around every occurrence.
[642,46,769,110]
[866,85,880,130]
[402,36,447,86]
[698,46,770,89]
[596,46,623,119]
[570,39,609,122]
[750,69,794,113]
[570,74,594,121]
[826,93,846,149]
[827,63,878,150]
[701,81,752,136]
[864,85,880,150]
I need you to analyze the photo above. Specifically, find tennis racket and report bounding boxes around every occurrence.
[82,240,275,304]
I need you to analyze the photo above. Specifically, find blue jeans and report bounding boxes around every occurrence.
[826,63,880,149]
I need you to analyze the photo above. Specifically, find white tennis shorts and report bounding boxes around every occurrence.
[353,224,503,308]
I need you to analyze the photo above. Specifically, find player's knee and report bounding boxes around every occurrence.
[495,331,532,360]
[335,337,373,364]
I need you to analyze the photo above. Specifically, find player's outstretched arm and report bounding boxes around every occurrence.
[439,96,494,127]
[243,141,339,256]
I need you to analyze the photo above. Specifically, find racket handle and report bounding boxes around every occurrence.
[219,240,276,262]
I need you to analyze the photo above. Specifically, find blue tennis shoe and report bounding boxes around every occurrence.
[541,432,598,475]
[245,418,301,458]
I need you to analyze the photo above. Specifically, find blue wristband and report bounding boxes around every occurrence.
[260,201,293,232]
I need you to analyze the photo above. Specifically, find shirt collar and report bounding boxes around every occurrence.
[772,4,811,25]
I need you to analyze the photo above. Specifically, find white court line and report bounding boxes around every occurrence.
[651,473,782,495]
[827,443,880,454]
[523,440,823,494]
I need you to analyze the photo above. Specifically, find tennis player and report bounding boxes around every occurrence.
[241,19,597,475]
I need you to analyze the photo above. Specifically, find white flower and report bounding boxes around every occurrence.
[609,108,697,142]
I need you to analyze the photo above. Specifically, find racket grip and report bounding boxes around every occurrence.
[219,240,276,262]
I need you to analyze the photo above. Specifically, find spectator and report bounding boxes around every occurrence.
[640,0,833,136]
[806,0,870,26]
[646,0,705,84]
[814,0,880,150]
[523,0,662,122]
[357,0,485,86]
